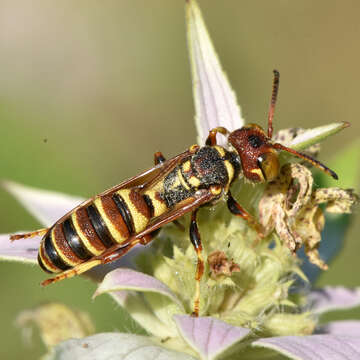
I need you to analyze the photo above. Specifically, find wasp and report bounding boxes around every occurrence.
[11,71,338,316]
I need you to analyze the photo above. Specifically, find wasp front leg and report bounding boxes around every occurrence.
[227,191,265,238]
[189,209,205,317]
[205,127,230,146]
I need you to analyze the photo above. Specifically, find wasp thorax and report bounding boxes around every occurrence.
[228,124,276,183]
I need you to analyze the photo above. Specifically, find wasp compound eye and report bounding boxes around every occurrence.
[257,152,280,182]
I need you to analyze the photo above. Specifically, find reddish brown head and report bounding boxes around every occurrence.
[228,124,279,182]
[227,70,339,183]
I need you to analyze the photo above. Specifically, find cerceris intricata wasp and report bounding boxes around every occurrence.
[11,70,338,316]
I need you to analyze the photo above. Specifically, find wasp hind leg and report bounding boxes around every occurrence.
[10,228,48,241]
[227,191,265,238]
[189,209,205,317]
[41,232,158,286]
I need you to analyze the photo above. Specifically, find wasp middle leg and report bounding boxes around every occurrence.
[189,208,205,317]
[227,191,265,238]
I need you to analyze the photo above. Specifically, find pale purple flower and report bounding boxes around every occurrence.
[1,1,359,359]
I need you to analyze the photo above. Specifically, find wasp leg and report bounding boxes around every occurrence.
[41,232,159,286]
[189,209,204,317]
[227,191,265,238]
[10,228,48,241]
[205,127,230,146]
[154,151,166,165]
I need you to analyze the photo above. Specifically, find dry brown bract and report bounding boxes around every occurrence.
[207,250,240,280]
[258,163,358,270]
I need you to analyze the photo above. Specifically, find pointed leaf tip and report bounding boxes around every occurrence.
[0,233,39,263]
[94,268,184,311]
[287,121,349,151]
[186,0,244,146]
[3,180,84,227]
[174,315,250,359]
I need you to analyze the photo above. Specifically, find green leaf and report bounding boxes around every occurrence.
[288,121,349,151]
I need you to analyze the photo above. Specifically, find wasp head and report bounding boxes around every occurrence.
[228,124,280,183]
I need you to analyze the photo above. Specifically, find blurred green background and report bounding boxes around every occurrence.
[0,1,359,358]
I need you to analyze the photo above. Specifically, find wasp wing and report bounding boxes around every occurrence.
[86,188,217,264]
[51,149,194,226]
[41,188,216,286]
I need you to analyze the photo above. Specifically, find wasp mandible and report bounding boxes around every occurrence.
[11,70,338,316]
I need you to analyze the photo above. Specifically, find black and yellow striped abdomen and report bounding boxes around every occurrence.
[38,189,153,273]
[38,145,241,274]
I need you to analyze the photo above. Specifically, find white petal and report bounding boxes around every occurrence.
[3,180,84,227]
[45,333,196,360]
[186,0,244,146]
[0,233,39,263]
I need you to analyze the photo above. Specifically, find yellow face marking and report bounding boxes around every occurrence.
[250,168,265,182]
[71,213,103,256]
[117,189,149,233]
[188,176,201,188]
[182,160,191,172]
[214,146,226,157]
[177,169,191,190]
[144,189,168,217]
[94,197,127,243]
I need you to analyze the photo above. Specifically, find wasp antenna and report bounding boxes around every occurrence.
[267,70,280,139]
[273,142,338,180]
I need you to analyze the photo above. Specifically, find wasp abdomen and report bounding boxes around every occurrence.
[38,188,152,273]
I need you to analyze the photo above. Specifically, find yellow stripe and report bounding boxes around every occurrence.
[94,197,126,243]
[214,145,226,157]
[71,213,103,256]
[224,160,235,191]
[188,176,201,188]
[144,189,168,217]
[39,243,60,273]
[50,228,80,266]
[182,160,191,172]
[177,169,191,190]
[116,189,149,233]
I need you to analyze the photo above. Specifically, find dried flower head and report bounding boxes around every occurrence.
[259,163,358,270]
